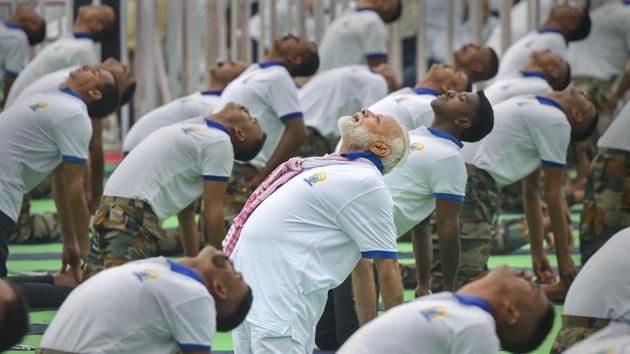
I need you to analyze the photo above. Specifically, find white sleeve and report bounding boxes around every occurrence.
[4,38,28,76]
[335,183,398,259]
[363,21,388,60]
[167,296,216,352]
[72,47,100,66]
[530,118,570,169]
[198,138,234,182]
[53,114,92,164]
[450,324,501,354]
[269,73,304,121]
[361,80,388,108]
[429,156,467,202]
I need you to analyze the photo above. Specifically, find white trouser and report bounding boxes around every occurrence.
[232,320,312,354]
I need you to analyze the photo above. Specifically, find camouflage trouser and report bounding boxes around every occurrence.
[431,165,500,291]
[83,196,165,280]
[550,315,610,354]
[292,127,333,158]
[500,182,524,213]
[580,148,630,264]
[573,77,615,137]
[225,163,258,224]
[8,196,61,244]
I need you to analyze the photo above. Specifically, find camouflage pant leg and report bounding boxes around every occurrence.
[8,212,61,244]
[83,198,164,280]
[572,77,614,137]
[580,148,630,264]
[292,127,333,158]
[431,165,499,291]
[491,218,530,254]
[224,163,259,226]
[500,182,523,213]
[550,315,610,354]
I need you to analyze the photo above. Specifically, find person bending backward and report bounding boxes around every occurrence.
[549,226,630,353]
[300,64,397,151]
[38,246,252,354]
[123,60,246,153]
[369,63,469,132]
[452,43,500,83]
[448,88,598,296]
[5,4,116,102]
[496,4,590,80]
[0,6,46,105]
[0,278,29,352]
[317,0,402,72]
[223,109,408,353]
[82,103,265,279]
[484,50,571,106]
[338,265,555,354]
[0,66,119,280]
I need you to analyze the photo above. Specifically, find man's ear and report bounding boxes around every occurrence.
[232,126,246,142]
[212,279,228,301]
[454,116,472,129]
[287,54,303,72]
[571,107,583,123]
[471,62,483,74]
[546,66,560,80]
[496,300,520,325]
[87,89,103,102]
[368,141,391,157]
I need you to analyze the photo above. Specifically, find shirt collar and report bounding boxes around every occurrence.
[259,60,285,69]
[536,96,565,114]
[414,87,440,97]
[167,260,205,285]
[59,87,84,102]
[537,28,562,35]
[200,90,222,96]
[340,151,384,174]
[356,7,378,13]
[427,127,463,149]
[4,22,24,31]
[520,70,545,79]
[206,119,230,135]
[73,32,99,42]
[454,294,494,316]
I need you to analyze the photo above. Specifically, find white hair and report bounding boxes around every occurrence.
[338,116,409,174]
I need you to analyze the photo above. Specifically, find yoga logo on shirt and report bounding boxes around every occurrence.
[409,142,424,152]
[419,306,447,322]
[133,269,160,282]
[304,172,327,187]
[29,102,48,112]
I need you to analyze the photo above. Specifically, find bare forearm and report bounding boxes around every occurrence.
[376,258,404,311]
[204,206,226,249]
[412,221,431,291]
[523,190,545,255]
[436,221,460,291]
[53,178,76,247]
[352,259,377,325]
[546,193,570,259]
[178,207,199,257]
[89,147,104,213]
[68,182,90,255]
[259,123,307,178]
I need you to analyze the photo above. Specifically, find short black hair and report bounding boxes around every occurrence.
[27,18,46,45]
[381,0,403,23]
[503,303,555,353]
[571,111,598,142]
[478,47,499,81]
[461,90,494,142]
[95,10,116,42]
[567,8,591,42]
[216,286,253,332]
[120,81,136,106]
[552,62,571,91]
[234,133,266,162]
[88,70,120,118]
[0,282,30,352]
[290,45,320,77]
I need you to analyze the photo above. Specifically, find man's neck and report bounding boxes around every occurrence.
[58,82,88,103]
[206,82,225,92]
[415,80,444,93]
[177,258,209,285]
[72,23,91,34]
[520,63,543,72]
[539,20,564,36]
[430,120,462,139]
[260,53,285,65]
[355,0,376,9]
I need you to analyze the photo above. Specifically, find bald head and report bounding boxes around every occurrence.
[74,4,116,41]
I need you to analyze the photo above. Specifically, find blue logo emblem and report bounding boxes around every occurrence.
[409,141,424,152]
[29,102,48,112]
[304,172,327,187]
[133,269,160,282]
[420,306,447,322]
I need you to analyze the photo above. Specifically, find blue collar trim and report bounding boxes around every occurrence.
[414,87,440,97]
[168,260,205,285]
[520,70,545,79]
[200,90,222,96]
[537,28,562,35]
[455,294,494,316]
[59,87,84,102]
[259,61,285,69]
[536,96,565,114]
[341,151,384,173]
[4,22,24,31]
[427,127,463,149]
[206,119,230,135]
[356,7,378,13]
[73,32,99,42]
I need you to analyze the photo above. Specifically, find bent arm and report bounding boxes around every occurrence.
[177,201,199,257]
[202,180,228,248]
[375,257,404,311]
[88,119,104,213]
[412,219,431,296]
[352,258,377,325]
[434,199,462,292]
[53,162,90,255]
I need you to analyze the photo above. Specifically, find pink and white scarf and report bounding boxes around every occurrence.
[222,153,379,257]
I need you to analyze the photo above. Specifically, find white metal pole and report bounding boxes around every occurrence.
[297,0,306,38]
[230,0,239,60]
[269,0,277,39]
[330,0,337,20]
[470,0,483,45]
[218,0,228,60]
[528,0,540,31]
[499,0,512,56]
[446,0,454,64]
[416,0,427,78]
[240,0,251,63]
[287,0,293,35]
[65,0,73,34]
[388,23,402,81]
[10,0,17,13]
[258,0,266,59]
[314,0,324,44]
[119,0,130,141]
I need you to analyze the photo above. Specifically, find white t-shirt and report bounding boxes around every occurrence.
[568,2,630,81]
[496,29,567,80]
[598,101,630,152]
[39,257,216,354]
[230,159,398,346]
[300,65,387,138]
[0,88,91,221]
[368,87,438,132]
[469,96,570,187]
[563,227,630,321]
[386,127,467,236]
[484,71,552,106]
[5,66,74,108]
[337,292,501,354]
[213,62,303,169]
[318,8,388,72]
[123,91,222,153]
[6,34,99,105]
[563,322,630,354]
[0,22,28,81]
[104,120,233,220]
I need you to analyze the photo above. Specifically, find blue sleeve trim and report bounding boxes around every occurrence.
[433,193,465,202]
[361,250,398,259]
[541,160,565,169]
[366,53,388,60]
[4,70,18,78]
[203,175,229,182]
[178,343,211,352]
[279,112,304,121]
[62,155,88,165]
